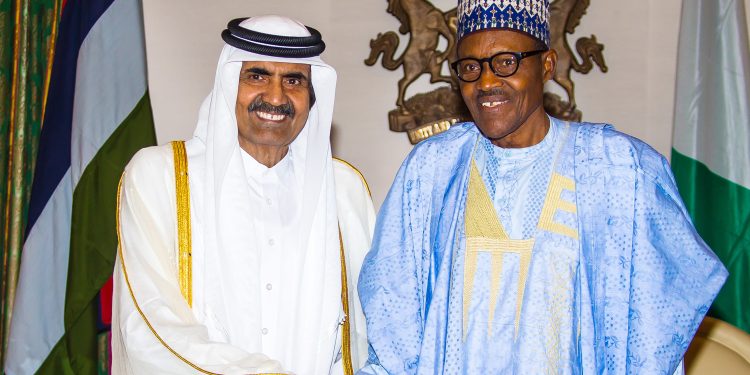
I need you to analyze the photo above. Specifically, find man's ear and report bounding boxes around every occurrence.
[542,49,557,82]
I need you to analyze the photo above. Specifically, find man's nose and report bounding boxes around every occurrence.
[264,78,286,106]
[477,62,504,90]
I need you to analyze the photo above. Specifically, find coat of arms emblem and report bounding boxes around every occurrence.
[366,0,608,144]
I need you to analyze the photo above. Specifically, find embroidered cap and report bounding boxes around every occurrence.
[457,0,550,47]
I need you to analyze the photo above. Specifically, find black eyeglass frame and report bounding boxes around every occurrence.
[451,49,548,82]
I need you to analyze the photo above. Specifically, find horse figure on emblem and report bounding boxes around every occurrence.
[365,0,458,114]
[548,0,608,121]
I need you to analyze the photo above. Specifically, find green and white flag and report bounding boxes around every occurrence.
[672,0,750,333]
[4,0,156,373]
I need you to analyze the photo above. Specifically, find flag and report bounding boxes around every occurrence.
[4,0,156,373]
[672,0,750,333]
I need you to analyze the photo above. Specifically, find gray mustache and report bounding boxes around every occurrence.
[248,97,295,117]
[477,88,509,98]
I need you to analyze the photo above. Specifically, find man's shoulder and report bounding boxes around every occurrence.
[414,122,477,150]
[332,158,371,196]
[125,143,174,175]
[574,121,670,177]
[402,122,477,169]
[332,158,374,222]
[121,143,177,194]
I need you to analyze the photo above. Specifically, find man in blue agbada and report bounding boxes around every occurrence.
[357,0,728,374]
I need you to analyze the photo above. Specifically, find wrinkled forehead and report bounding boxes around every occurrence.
[238,60,312,77]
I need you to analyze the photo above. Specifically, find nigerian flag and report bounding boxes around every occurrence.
[4,0,156,373]
[672,0,750,333]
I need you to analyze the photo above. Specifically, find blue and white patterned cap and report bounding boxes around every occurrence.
[458,0,550,47]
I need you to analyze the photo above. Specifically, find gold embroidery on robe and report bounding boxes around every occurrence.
[463,159,577,339]
[171,141,193,307]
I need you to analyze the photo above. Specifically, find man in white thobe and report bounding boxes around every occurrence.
[112,15,375,374]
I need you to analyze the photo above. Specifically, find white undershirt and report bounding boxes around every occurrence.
[475,119,560,239]
[240,149,300,359]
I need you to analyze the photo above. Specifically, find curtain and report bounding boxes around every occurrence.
[0,0,61,365]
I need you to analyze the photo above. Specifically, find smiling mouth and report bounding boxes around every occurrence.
[480,100,509,108]
[255,111,287,122]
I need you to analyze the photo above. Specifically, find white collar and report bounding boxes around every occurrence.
[240,147,294,182]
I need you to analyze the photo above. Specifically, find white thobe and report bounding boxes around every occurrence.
[112,142,375,374]
[241,151,298,358]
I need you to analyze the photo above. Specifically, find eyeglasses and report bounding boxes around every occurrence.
[451,49,547,82]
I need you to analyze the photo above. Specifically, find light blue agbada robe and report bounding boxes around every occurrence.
[358,119,727,374]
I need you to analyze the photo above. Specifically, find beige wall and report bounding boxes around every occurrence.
[142,0,750,207]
